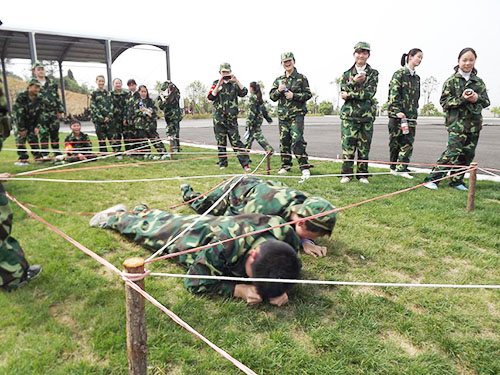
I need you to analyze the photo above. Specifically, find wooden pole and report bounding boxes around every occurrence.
[466,162,478,212]
[123,257,147,375]
[266,152,271,175]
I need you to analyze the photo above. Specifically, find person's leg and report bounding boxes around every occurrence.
[94,122,108,153]
[356,121,374,178]
[107,121,121,153]
[226,117,250,168]
[49,120,61,155]
[148,127,167,154]
[449,132,479,187]
[396,125,416,172]
[28,131,41,160]
[279,118,292,170]
[290,115,309,170]
[38,125,50,157]
[182,182,230,215]
[15,132,29,161]
[388,118,400,171]
[213,117,228,168]
[424,131,466,184]
[340,119,358,176]
[244,124,254,150]
[173,118,181,152]
[135,128,151,156]
[254,126,274,152]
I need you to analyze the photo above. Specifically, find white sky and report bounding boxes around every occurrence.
[3,0,500,109]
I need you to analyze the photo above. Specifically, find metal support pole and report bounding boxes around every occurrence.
[123,257,148,375]
[1,57,11,112]
[104,40,113,91]
[165,46,171,80]
[466,162,478,212]
[28,32,37,64]
[58,61,67,116]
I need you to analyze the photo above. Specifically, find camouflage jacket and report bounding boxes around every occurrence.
[0,183,13,247]
[12,90,43,132]
[440,72,490,133]
[125,91,141,123]
[387,67,420,122]
[269,68,312,119]
[111,90,129,123]
[39,78,64,124]
[340,64,379,123]
[89,89,113,124]
[108,210,302,296]
[247,94,272,125]
[64,132,92,152]
[207,80,247,120]
[133,97,157,130]
[158,90,182,121]
[0,78,10,143]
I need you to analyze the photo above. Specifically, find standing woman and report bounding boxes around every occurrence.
[424,48,490,191]
[387,48,423,179]
[89,75,113,153]
[158,81,183,152]
[245,82,273,153]
[110,78,128,153]
[133,85,168,159]
[339,42,379,184]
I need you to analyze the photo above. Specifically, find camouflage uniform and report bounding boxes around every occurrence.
[89,89,117,153]
[157,83,182,152]
[132,97,167,155]
[207,66,250,168]
[424,71,490,186]
[110,89,129,152]
[0,80,30,289]
[38,77,64,156]
[387,67,420,172]
[245,94,273,152]
[181,176,336,233]
[340,62,379,178]
[13,87,43,161]
[124,90,140,150]
[63,132,95,162]
[269,61,312,171]
[103,206,302,296]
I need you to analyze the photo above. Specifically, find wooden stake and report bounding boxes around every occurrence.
[466,162,478,212]
[123,257,147,375]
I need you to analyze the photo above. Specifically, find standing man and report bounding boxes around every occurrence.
[269,52,312,180]
[339,42,379,184]
[89,75,114,153]
[207,63,251,171]
[13,79,44,165]
[111,78,128,153]
[158,81,183,152]
[32,61,64,159]
[124,79,140,151]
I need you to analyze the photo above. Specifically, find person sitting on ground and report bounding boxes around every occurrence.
[181,176,336,257]
[90,204,302,306]
[61,119,96,163]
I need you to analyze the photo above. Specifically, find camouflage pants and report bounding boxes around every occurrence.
[181,183,232,215]
[213,117,250,168]
[245,121,273,152]
[94,121,121,153]
[340,119,373,178]
[388,118,416,172]
[0,184,29,289]
[111,118,125,152]
[165,115,181,152]
[123,122,136,151]
[133,127,167,155]
[279,115,308,170]
[39,118,60,156]
[424,130,479,186]
[15,130,41,160]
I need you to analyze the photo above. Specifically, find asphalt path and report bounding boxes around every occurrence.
[75,116,499,169]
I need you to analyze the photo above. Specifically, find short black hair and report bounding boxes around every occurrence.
[251,240,302,299]
[354,48,370,56]
[70,119,81,126]
[302,218,334,237]
[127,79,137,86]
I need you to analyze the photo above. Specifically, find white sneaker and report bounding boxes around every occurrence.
[359,177,370,184]
[89,204,127,228]
[424,182,438,190]
[301,169,311,180]
[116,155,123,160]
[340,176,351,184]
[390,169,398,175]
[161,154,171,160]
[152,155,161,160]
[14,161,29,166]
[399,172,414,179]
[219,165,227,170]
[278,168,289,175]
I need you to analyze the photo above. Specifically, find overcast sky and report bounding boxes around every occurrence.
[3,0,500,109]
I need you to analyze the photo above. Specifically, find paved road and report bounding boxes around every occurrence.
[74,116,500,169]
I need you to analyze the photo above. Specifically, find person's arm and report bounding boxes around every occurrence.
[269,78,281,102]
[387,71,404,117]
[208,79,222,101]
[476,78,491,108]
[13,97,26,132]
[236,82,248,98]
[291,76,312,102]
[52,81,64,115]
[89,92,102,123]
[440,78,464,110]
[261,104,273,123]
[247,96,257,123]
[346,70,379,101]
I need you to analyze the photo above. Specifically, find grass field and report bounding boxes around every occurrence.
[0,135,499,375]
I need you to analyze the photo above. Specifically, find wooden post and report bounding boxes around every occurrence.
[123,257,147,375]
[266,152,271,175]
[466,162,478,212]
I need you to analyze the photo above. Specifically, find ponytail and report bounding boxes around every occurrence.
[400,53,408,67]
[401,48,422,67]
[250,81,263,105]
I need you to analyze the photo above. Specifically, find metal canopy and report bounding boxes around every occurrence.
[0,26,171,113]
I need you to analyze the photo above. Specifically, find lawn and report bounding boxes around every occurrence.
[0,135,499,375]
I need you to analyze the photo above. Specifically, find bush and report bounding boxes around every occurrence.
[318,101,333,115]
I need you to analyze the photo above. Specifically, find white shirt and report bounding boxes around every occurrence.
[355,64,367,73]
[38,79,46,87]
[458,68,471,81]
[406,65,415,76]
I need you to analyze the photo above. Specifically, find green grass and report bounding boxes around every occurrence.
[0,135,499,375]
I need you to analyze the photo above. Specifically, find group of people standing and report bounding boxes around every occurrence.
[212,43,489,190]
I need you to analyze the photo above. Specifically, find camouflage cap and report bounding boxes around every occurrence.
[28,78,41,87]
[219,62,231,72]
[354,41,371,51]
[31,60,44,70]
[160,80,171,91]
[281,52,295,62]
[296,197,336,233]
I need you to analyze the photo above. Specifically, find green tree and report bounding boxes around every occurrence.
[185,80,211,114]
[318,101,333,115]
[420,102,443,117]
[491,106,500,118]
[422,76,438,105]
[307,92,319,114]
[380,101,389,113]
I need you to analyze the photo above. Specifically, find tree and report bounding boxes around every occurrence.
[422,76,438,105]
[318,101,333,115]
[491,106,500,118]
[380,101,389,114]
[420,102,443,117]
[185,80,211,114]
[307,92,319,114]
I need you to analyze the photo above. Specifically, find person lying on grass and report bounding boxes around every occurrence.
[90,203,303,306]
[181,176,336,257]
